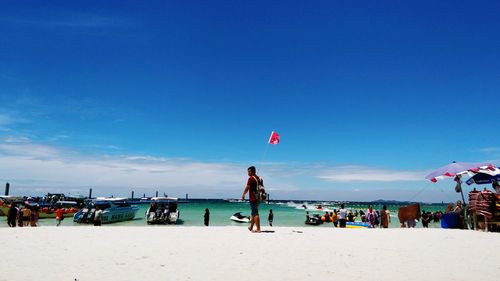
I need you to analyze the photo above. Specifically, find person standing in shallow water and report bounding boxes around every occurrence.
[56,207,64,227]
[366,205,378,228]
[241,166,261,233]
[94,206,103,226]
[381,205,390,228]
[421,210,430,228]
[268,209,273,227]
[7,203,18,227]
[204,208,210,226]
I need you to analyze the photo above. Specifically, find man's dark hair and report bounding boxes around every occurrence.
[248,166,256,173]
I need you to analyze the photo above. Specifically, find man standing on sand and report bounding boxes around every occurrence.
[241,166,261,233]
[338,204,347,228]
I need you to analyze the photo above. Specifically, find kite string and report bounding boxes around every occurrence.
[408,184,450,203]
[257,143,270,175]
[408,185,428,202]
[410,184,429,201]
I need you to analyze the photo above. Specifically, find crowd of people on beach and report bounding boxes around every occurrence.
[6,203,40,227]
[5,203,100,227]
[304,203,447,228]
[304,204,388,228]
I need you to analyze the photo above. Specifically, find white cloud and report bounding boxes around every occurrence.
[48,135,69,141]
[317,165,425,182]
[478,147,500,154]
[0,142,451,201]
[0,142,245,196]
[0,143,60,159]
[4,136,31,143]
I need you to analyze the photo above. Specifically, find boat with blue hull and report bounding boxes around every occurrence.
[74,198,139,224]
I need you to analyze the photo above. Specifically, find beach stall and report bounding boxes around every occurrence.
[466,170,500,232]
[425,161,497,229]
[468,189,500,231]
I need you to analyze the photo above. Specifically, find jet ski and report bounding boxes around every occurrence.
[230,212,250,223]
[305,215,323,225]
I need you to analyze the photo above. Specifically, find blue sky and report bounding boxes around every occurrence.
[1,1,499,202]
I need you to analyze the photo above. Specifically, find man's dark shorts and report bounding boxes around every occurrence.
[250,201,259,216]
[339,219,346,228]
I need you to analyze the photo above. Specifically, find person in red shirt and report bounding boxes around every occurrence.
[241,166,261,233]
[56,207,64,226]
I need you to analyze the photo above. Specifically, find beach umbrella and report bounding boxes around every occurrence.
[425,161,494,208]
[466,167,500,185]
[466,173,500,185]
[425,161,493,183]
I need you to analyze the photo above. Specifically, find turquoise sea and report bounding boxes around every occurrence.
[0,200,448,228]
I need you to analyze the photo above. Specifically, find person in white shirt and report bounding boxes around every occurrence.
[93,206,103,226]
[338,204,347,228]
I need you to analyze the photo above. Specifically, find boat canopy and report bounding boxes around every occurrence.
[151,197,178,202]
[56,201,79,205]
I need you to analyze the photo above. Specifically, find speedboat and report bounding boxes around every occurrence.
[230,212,250,223]
[145,197,180,224]
[73,198,139,224]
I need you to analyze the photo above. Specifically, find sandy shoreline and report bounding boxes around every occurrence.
[1,226,499,281]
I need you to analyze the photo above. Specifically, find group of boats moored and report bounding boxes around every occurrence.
[0,194,180,225]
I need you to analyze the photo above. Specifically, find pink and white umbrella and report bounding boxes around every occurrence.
[425,161,495,182]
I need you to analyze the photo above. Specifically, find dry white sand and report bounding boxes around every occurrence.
[1,226,499,281]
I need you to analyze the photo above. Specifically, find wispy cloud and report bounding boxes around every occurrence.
[0,112,30,131]
[0,140,442,200]
[47,135,70,142]
[84,144,119,151]
[0,96,128,148]
[4,136,31,143]
[0,141,327,197]
[478,147,500,153]
[317,165,425,182]
[0,113,27,126]
[0,143,61,159]
[0,142,245,196]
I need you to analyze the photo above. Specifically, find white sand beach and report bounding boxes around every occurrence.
[1,227,499,281]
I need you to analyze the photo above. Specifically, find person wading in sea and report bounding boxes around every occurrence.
[241,166,261,233]
[268,209,274,227]
[56,207,64,227]
[7,203,18,227]
[204,208,210,226]
[94,206,103,226]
